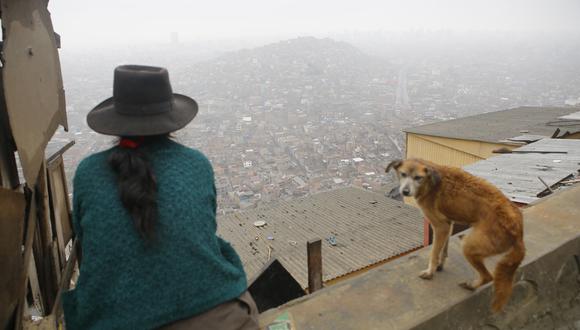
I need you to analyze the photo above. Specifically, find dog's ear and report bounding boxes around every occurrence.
[386,160,402,173]
[427,167,441,186]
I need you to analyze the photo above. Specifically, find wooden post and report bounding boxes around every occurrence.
[26,164,58,314]
[51,239,79,317]
[307,239,322,293]
[15,187,38,329]
[0,71,19,189]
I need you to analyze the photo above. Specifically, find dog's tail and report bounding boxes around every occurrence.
[491,238,525,312]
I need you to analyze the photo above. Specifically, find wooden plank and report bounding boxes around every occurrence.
[27,253,45,316]
[0,188,26,329]
[51,239,78,318]
[46,140,74,165]
[0,68,19,189]
[35,162,58,313]
[307,239,323,293]
[51,242,61,285]
[15,180,40,329]
[47,156,73,265]
[38,161,54,248]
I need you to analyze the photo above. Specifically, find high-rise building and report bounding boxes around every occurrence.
[395,68,410,107]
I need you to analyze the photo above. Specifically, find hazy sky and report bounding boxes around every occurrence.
[49,0,580,47]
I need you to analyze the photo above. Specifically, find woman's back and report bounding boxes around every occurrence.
[63,139,247,329]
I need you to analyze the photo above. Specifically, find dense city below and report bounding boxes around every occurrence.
[52,35,580,213]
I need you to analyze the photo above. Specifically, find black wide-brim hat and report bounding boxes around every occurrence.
[87,65,198,136]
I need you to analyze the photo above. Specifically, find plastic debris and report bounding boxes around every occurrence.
[267,236,274,240]
[326,235,337,246]
[266,311,295,330]
[253,220,266,227]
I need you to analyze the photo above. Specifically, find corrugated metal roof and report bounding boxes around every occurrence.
[217,187,424,288]
[464,139,580,204]
[506,135,548,143]
[559,111,580,120]
[404,107,580,143]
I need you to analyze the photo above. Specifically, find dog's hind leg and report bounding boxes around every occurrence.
[459,253,492,291]
[458,230,494,290]
[420,222,451,280]
[437,222,453,271]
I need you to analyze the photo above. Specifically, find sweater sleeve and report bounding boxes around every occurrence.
[218,237,245,273]
[208,158,244,273]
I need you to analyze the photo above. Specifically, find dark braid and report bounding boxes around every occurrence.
[108,135,166,241]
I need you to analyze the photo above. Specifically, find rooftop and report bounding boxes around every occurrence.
[464,138,580,204]
[403,106,580,144]
[217,187,424,288]
[260,184,580,330]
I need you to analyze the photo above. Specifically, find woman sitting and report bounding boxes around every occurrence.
[62,65,258,330]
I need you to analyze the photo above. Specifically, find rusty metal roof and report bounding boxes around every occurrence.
[217,187,424,288]
[403,107,580,144]
[464,139,580,204]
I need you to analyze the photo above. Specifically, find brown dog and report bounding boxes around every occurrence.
[386,158,525,312]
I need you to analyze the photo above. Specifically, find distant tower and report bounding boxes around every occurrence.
[170,32,179,45]
[395,68,410,107]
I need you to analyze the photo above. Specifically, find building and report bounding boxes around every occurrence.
[402,107,580,244]
[404,107,580,167]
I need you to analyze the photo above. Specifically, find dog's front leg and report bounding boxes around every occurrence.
[437,222,453,271]
[420,223,451,280]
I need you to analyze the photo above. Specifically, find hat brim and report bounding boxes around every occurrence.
[86,94,198,136]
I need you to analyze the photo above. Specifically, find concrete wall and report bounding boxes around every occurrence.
[413,233,580,330]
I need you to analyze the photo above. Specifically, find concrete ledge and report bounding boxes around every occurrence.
[260,185,580,330]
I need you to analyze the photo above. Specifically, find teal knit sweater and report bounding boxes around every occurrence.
[62,139,247,330]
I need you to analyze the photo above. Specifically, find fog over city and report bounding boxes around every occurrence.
[48,1,580,213]
[51,0,580,45]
